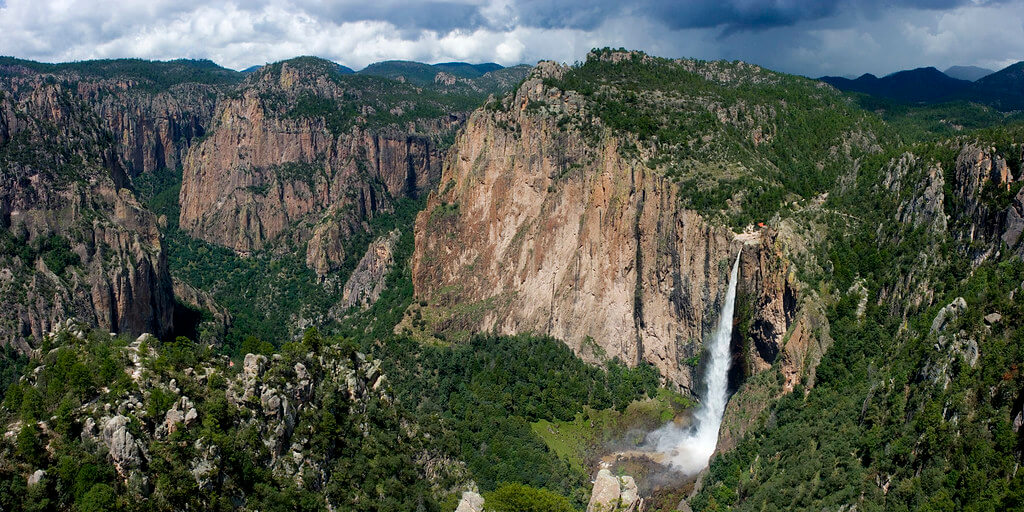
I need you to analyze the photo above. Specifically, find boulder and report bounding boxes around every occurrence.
[27,469,45,486]
[931,297,967,334]
[100,415,146,471]
[587,469,645,512]
[243,353,266,378]
[588,469,622,512]
[455,491,485,512]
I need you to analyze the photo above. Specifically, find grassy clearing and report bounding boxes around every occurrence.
[531,388,696,474]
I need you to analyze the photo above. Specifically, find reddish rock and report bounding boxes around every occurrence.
[178,61,446,277]
[412,63,795,391]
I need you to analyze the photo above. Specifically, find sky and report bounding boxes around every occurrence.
[0,0,1023,77]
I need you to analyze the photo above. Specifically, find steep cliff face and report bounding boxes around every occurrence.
[1,58,233,181]
[87,82,219,177]
[179,58,449,277]
[340,229,401,310]
[950,143,1023,259]
[412,59,804,390]
[0,76,175,351]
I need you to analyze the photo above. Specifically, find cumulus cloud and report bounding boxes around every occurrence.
[0,0,1021,77]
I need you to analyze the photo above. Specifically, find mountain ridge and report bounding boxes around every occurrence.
[944,64,994,81]
[821,60,1024,109]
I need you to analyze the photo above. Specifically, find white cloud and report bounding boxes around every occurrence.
[0,0,1021,76]
[901,3,1024,71]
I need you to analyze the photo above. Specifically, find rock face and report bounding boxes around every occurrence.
[340,229,400,310]
[80,81,220,178]
[0,74,176,351]
[171,279,232,343]
[950,144,1023,258]
[179,60,446,276]
[412,62,794,390]
[100,414,148,474]
[0,58,231,181]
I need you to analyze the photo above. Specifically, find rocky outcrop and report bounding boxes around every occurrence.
[931,296,967,333]
[955,145,1014,215]
[226,347,385,472]
[179,60,447,276]
[951,143,1023,259]
[587,469,641,512]
[156,396,198,437]
[923,297,980,389]
[100,414,148,475]
[454,491,485,512]
[883,152,948,235]
[6,322,406,505]
[0,77,175,351]
[412,62,793,390]
[876,143,1022,321]
[339,229,400,310]
[879,150,962,319]
[879,142,1021,270]
[779,294,832,392]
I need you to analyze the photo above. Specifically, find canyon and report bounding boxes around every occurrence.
[2,49,1023,512]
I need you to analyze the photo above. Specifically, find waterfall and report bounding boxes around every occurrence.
[645,250,742,475]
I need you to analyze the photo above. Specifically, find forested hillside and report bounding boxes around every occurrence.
[695,127,1024,511]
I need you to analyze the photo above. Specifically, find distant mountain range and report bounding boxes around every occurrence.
[240,59,522,86]
[819,61,1024,110]
[943,65,994,81]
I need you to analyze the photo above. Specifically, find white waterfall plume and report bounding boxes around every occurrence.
[644,250,742,475]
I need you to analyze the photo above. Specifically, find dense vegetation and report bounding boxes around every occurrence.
[253,56,526,138]
[378,334,659,502]
[0,320,664,511]
[541,49,891,228]
[0,231,81,276]
[0,57,243,91]
[850,95,1024,144]
[0,325,444,511]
